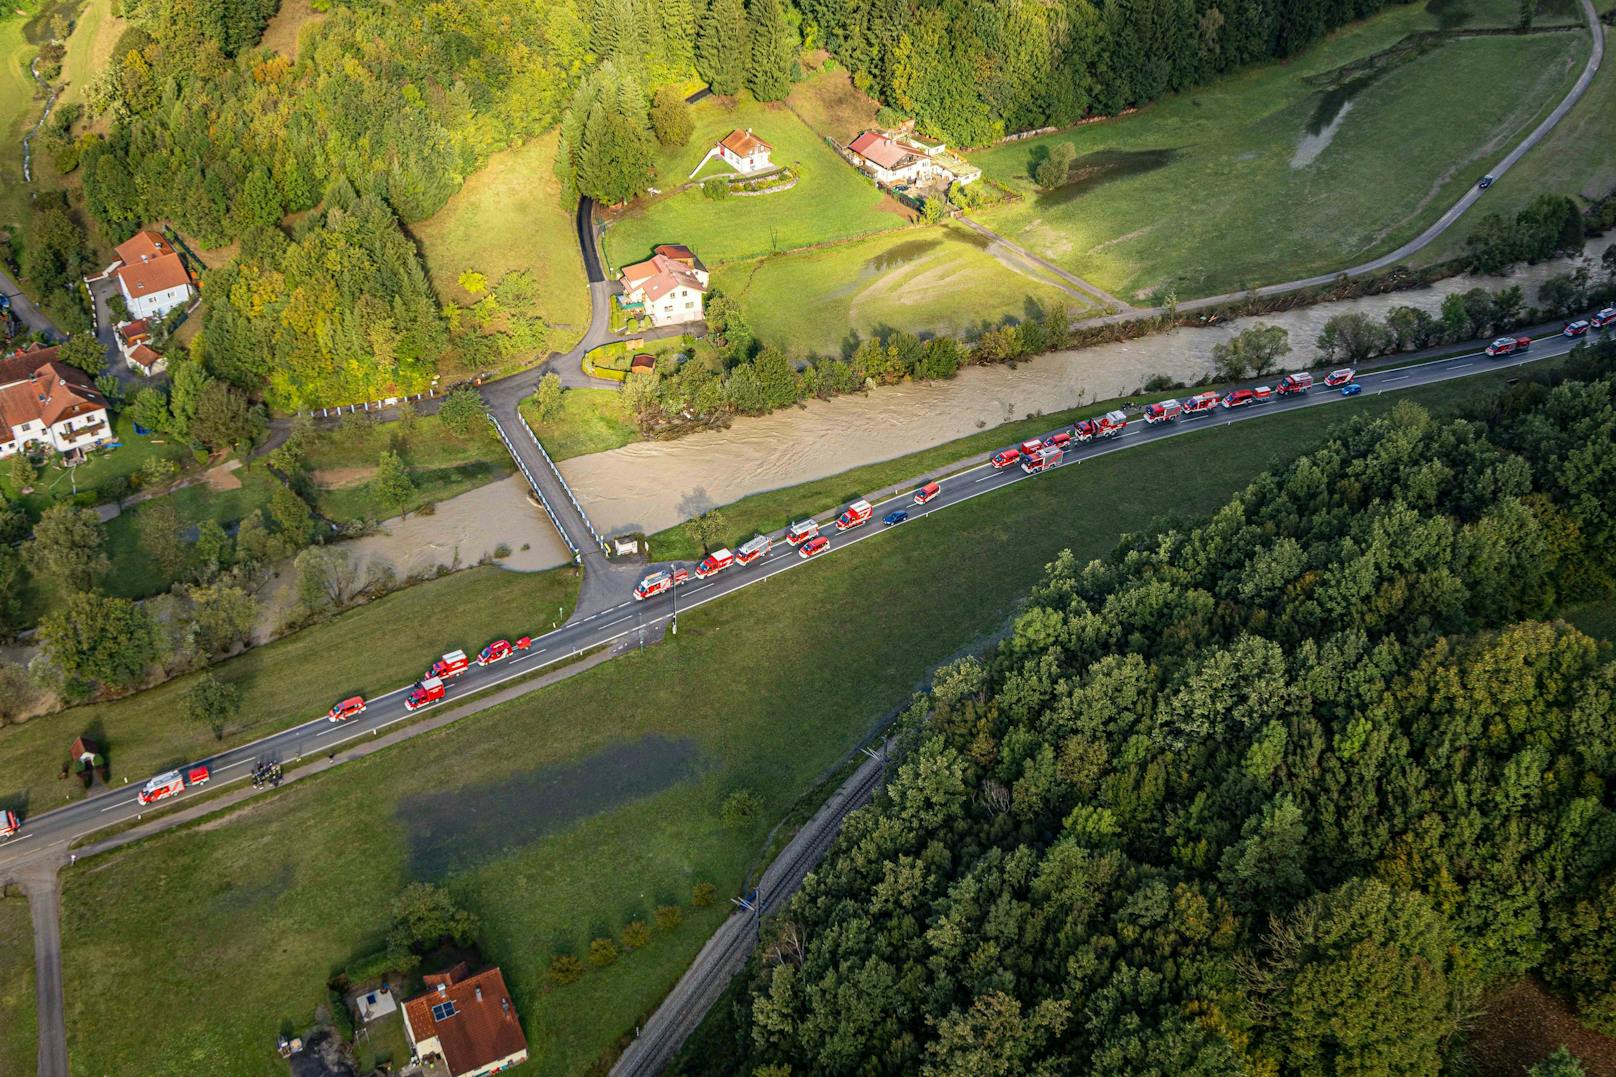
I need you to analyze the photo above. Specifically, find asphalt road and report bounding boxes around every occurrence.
[0,327,1598,874]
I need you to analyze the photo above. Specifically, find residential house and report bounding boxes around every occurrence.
[0,345,112,460]
[618,245,709,327]
[689,128,774,178]
[401,964,528,1077]
[847,130,981,190]
[112,231,195,321]
[116,320,167,376]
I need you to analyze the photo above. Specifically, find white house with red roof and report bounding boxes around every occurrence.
[0,344,112,459]
[690,128,774,178]
[618,244,709,327]
[401,963,528,1077]
[111,231,195,321]
[847,130,980,190]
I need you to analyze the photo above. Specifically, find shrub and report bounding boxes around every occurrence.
[721,788,764,829]
[622,920,652,949]
[547,954,584,986]
[654,905,684,931]
[587,937,618,966]
[693,882,718,907]
[702,177,731,201]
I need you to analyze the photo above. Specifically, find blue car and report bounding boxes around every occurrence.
[1341,382,1363,397]
[882,509,909,526]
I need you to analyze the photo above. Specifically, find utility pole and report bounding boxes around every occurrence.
[861,734,890,791]
[732,888,762,944]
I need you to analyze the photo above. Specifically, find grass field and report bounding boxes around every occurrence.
[0,7,45,234]
[1417,24,1616,265]
[970,6,1588,302]
[411,129,592,352]
[784,66,881,143]
[0,564,579,814]
[0,892,36,1077]
[600,93,909,270]
[521,388,638,461]
[713,221,1087,356]
[51,358,1570,1076]
[258,0,325,58]
[53,0,117,115]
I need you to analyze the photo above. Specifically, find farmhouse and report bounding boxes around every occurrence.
[111,231,195,321]
[0,344,112,460]
[401,963,528,1077]
[689,128,774,178]
[618,244,709,327]
[847,130,981,191]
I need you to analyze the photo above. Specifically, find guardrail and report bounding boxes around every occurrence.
[308,388,440,418]
[515,408,610,555]
[487,413,581,564]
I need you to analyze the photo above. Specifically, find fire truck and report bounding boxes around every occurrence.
[1020,438,1044,457]
[735,535,772,565]
[1,810,20,837]
[478,640,514,665]
[1076,410,1128,441]
[137,771,187,805]
[1221,388,1256,409]
[1143,399,1182,424]
[1592,308,1616,329]
[1276,372,1313,395]
[695,548,735,578]
[328,695,367,722]
[635,569,686,600]
[1485,336,1532,357]
[991,447,1022,469]
[1046,430,1074,449]
[786,520,819,546]
[1022,445,1064,473]
[429,650,470,680]
[406,677,447,711]
[914,481,941,504]
[1182,391,1220,416]
[835,500,873,531]
[1252,386,1274,404]
[1324,368,1356,388]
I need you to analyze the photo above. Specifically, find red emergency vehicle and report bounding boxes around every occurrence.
[735,535,772,565]
[786,520,819,546]
[1143,399,1182,424]
[635,570,677,600]
[695,548,735,578]
[1022,445,1064,473]
[798,536,830,559]
[836,500,873,531]
[1324,368,1356,388]
[429,650,470,680]
[1076,410,1128,441]
[914,481,941,505]
[327,695,367,722]
[1047,430,1073,449]
[1183,391,1219,416]
[1,810,21,837]
[991,447,1021,469]
[1020,438,1044,457]
[406,677,447,711]
[1592,308,1616,329]
[478,640,513,665]
[1277,372,1313,395]
[1252,386,1274,403]
[1564,320,1590,337]
[1221,389,1256,409]
[187,764,210,786]
[137,770,186,805]
[1485,336,1531,356]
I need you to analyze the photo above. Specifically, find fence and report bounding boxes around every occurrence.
[308,388,441,418]
[487,413,581,564]
[515,408,610,555]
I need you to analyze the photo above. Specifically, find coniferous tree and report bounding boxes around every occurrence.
[696,0,748,95]
[747,0,795,101]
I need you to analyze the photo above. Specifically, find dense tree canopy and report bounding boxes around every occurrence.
[727,347,1616,1072]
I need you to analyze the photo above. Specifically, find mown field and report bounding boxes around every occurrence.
[0,6,45,233]
[522,387,638,462]
[713,220,1087,356]
[411,129,592,353]
[0,891,36,1077]
[52,359,1563,1076]
[969,2,1589,302]
[600,92,908,270]
[0,564,579,813]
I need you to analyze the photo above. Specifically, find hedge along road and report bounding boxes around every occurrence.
[0,327,1598,882]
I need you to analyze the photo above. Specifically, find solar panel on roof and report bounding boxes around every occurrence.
[431,1000,457,1021]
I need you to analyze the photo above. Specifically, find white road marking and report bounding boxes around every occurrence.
[100,798,136,813]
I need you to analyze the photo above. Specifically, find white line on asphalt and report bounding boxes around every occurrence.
[599,615,632,629]
[99,798,136,813]
[1384,374,1409,382]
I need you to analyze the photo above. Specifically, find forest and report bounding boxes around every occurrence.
[709,343,1616,1073]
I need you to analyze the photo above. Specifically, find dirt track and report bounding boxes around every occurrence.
[560,237,1613,538]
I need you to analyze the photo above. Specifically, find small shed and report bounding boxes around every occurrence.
[353,985,397,1024]
[630,353,656,375]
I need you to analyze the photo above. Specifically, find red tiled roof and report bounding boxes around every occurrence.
[718,128,770,157]
[128,344,164,371]
[35,362,106,427]
[115,249,191,298]
[403,965,527,1077]
[114,230,172,266]
[620,253,706,303]
[0,352,106,433]
[0,343,59,387]
[116,320,151,346]
[849,131,917,171]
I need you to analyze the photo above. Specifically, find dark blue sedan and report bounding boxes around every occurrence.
[882,509,909,526]
[1341,382,1363,397]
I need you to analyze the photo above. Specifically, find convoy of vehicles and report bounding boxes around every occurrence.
[883,509,909,526]
[695,548,735,578]
[1342,382,1363,397]
[1564,320,1590,338]
[1592,308,1616,329]
[1144,399,1181,423]
[1,810,20,837]
[406,677,447,711]
[914,482,941,504]
[137,771,187,805]
[786,519,820,546]
[429,650,470,680]
[836,500,873,531]
[478,639,514,665]
[1182,392,1220,416]
[1485,336,1532,356]
[634,568,689,600]
[1277,372,1313,395]
[1221,388,1258,409]
[736,535,772,565]
[327,695,367,722]
[799,536,830,559]
[1023,445,1064,473]
[1324,368,1356,387]
[991,447,1021,469]
[1075,411,1128,441]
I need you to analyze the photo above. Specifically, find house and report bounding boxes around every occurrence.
[115,318,151,357]
[112,231,195,321]
[689,128,774,178]
[0,345,112,460]
[126,343,167,377]
[618,245,709,327]
[401,964,528,1077]
[847,130,981,190]
[716,128,772,174]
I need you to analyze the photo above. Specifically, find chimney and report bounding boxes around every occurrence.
[436,983,446,995]
[501,998,511,1019]
[474,986,483,1002]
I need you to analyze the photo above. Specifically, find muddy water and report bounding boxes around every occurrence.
[561,237,1614,538]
